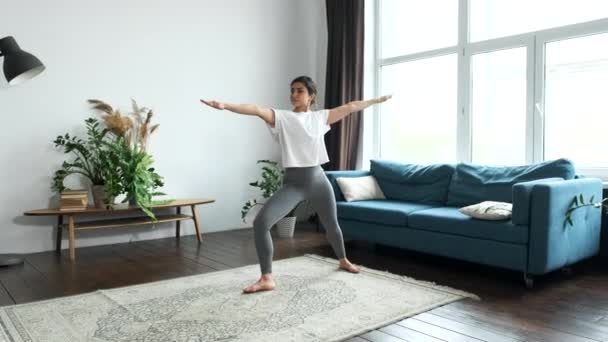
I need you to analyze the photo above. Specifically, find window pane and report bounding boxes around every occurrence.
[471,47,527,165]
[471,0,608,42]
[380,54,457,164]
[544,33,608,168]
[380,0,457,58]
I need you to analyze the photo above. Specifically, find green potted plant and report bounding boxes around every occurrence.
[241,160,300,237]
[106,135,165,218]
[89,99,169,220]
[52,118,115,208]
[53,99,169,220]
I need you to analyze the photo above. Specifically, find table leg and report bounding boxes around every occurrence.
[56,215,63,253]
[176,206,181,238]
[68,215,75,261]
[191,205,202,243]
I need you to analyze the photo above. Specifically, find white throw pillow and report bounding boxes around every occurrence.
[336,176,386,202]
[459,201,513,220]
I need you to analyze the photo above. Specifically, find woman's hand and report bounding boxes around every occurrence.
[328,95,393,125]
[199,101,271,120]
[200,99,225,110]
[375,94,393,104]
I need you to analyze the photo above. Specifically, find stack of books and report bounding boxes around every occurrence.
[60,190,89,211]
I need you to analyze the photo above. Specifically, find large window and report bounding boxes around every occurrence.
[372,0,608,177]
[543,33,608,168]
[470,47,527,165]
[380,0,457,58]
[380,54,457,164]
[470,0,608,42]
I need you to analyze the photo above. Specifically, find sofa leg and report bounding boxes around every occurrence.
[561,266,573,276]
[523,273,535,289]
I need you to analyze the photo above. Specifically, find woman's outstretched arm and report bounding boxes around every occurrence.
[327,95,392,125]
[200,99,275,126]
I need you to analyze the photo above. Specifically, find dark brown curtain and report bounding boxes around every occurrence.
[322,0,364,171]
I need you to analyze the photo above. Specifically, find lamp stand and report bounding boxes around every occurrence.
[0,254,24,267]
[1,36,43,267]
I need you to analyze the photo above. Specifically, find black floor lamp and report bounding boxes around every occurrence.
[0,36,45,266]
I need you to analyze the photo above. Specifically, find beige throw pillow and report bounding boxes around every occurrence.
[459,201,512,220]
[336,176,386,202]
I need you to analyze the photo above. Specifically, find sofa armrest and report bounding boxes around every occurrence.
[325,170,371,202]
[512,177,564,225]
[527,178,603,275]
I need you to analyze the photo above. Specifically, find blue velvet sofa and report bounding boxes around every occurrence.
[325,159,602,287]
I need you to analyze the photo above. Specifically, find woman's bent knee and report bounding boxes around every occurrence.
[253,214,272,233]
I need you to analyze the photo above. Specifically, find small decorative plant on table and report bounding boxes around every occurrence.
[52,117,114,208]
[52,99,170,220]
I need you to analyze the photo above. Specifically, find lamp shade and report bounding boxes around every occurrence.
[0,36,45,85]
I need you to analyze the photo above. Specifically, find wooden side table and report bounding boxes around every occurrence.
[24,198,215,262]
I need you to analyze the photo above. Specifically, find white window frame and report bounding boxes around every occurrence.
[464,34,535,165]
[365,0,608,180]
[533,18,608,179]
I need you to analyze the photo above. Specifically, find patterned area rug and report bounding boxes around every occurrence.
[0,255,477,342]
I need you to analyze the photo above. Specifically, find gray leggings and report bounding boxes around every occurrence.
[253,165,346,274]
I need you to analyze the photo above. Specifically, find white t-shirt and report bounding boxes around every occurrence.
[266,109,331,168]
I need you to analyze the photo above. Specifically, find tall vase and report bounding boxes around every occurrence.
[275,216,296,238]
[91,185,107,209]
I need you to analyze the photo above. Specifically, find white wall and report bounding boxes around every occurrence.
[0,0,327,253]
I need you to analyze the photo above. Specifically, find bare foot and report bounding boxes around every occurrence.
[339,258,360,273]
[243,275,276,294]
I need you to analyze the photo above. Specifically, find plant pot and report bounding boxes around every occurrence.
[112,202,129,210]
[275,216,296,238]
[91,185,108,209]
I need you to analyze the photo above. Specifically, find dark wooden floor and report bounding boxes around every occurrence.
[1,223,607,342]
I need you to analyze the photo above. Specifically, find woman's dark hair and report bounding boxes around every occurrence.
[291,76,317,104]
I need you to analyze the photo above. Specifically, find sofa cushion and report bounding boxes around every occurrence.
[459,201,512,220]
[336,200,436,226]
[446,158,575,207]
[408,207,529,244]
[325,170,371,202]
[336,175,386,202]
[370,160,455,205]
